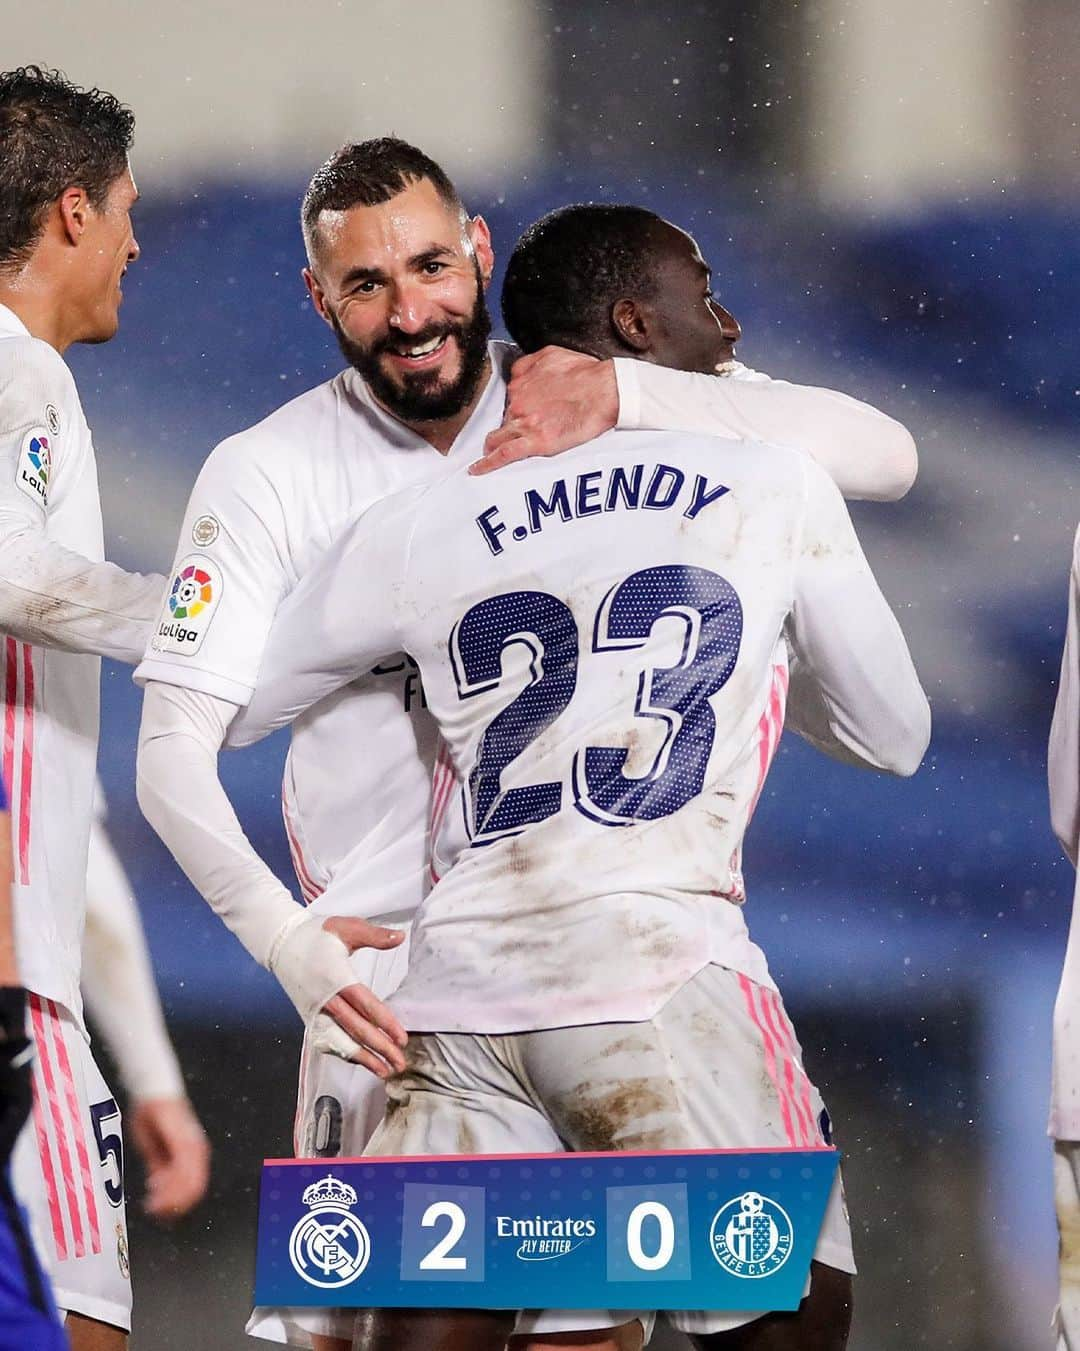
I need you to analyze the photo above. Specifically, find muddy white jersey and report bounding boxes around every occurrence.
[135,343,514,921]
[0,306,108,1024]
[233,428,929,1033]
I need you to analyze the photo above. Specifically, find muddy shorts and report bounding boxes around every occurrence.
[247,929,644,1349]
[365,962,854,1338]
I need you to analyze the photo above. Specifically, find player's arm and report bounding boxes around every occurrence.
[0,340,164,663]
[82,792,210,1218]
[136,682,408,1076]
[226,509,406,749]
[785,455,930,775]
[1050,524,1080,866]
[475,346,917,502]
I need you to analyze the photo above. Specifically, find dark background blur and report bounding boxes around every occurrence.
[10,1,1080,1346]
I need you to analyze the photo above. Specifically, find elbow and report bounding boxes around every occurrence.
[133,738,158,827]
[875,424,919,502]
[882,696,932,777]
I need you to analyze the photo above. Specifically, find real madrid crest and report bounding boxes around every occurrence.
[289,1174,371,1289]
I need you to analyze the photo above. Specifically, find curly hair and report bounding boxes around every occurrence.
[501,204,664,355]
[0,66,135,271]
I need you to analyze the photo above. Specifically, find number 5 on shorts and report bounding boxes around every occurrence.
[90,1098,124,1208]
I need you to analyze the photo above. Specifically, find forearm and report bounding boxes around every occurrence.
[137,681,405,1060]
[784,656,893,772]
[0,519,165,664]
[135,682,301,966]
[82,820,185,1101]
[614,361,918,502]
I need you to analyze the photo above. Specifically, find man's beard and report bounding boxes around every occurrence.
[330,266,493,424]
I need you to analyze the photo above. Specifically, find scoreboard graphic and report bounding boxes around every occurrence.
[254,1148,838,1310]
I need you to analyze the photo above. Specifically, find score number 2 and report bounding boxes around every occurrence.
[418,1201,468,1271]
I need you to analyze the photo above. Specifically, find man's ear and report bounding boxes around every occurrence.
[303,267,333,328]
[57,187,90,247]
[468,215,495,288]
[610,298,651,354]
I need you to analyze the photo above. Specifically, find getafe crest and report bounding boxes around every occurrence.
[709,1191,793,1278]
[288,1175,371,1289]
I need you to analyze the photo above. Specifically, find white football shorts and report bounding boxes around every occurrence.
[247,930,652,1348]
[11,994,130,1331]
[364,962,854,1339]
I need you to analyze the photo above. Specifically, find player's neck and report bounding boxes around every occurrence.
[0,270,76,354]
[389,356,494,455]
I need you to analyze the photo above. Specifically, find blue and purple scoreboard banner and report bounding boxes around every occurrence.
[254,1148,838,1311]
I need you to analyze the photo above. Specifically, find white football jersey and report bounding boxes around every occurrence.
[135,343,515,921]
[233,428,929,1034]
[1049,522,1080,1138]
[0,305,105,1022]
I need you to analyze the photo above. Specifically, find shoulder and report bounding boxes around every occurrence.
[0,332,79,414]
[192,372,356,498]
[603,425,810,478]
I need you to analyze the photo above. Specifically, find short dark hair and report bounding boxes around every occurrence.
[301,137,464,258]
[0,66,135,271]
[501,204,665,354]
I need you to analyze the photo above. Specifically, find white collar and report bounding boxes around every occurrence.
[0,303,32,339]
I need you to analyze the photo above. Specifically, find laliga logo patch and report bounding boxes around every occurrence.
[709,1191,793,1278]
[150,554,223,656]
[168,563,214,619]
[289,1175,371,1289]
[15,428,51,507]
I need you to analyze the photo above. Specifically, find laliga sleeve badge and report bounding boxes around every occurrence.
[15,428,52,508]
[151,554,224,656]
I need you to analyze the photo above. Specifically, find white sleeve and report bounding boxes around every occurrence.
[614,360,918,502]
[228,508,406,749]
[135,681,302,967]
[0,337,165,664]
[81,798,185,1102]
[1050,525,1080,866]
[134,435,293,704]
[785,457,931,775]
